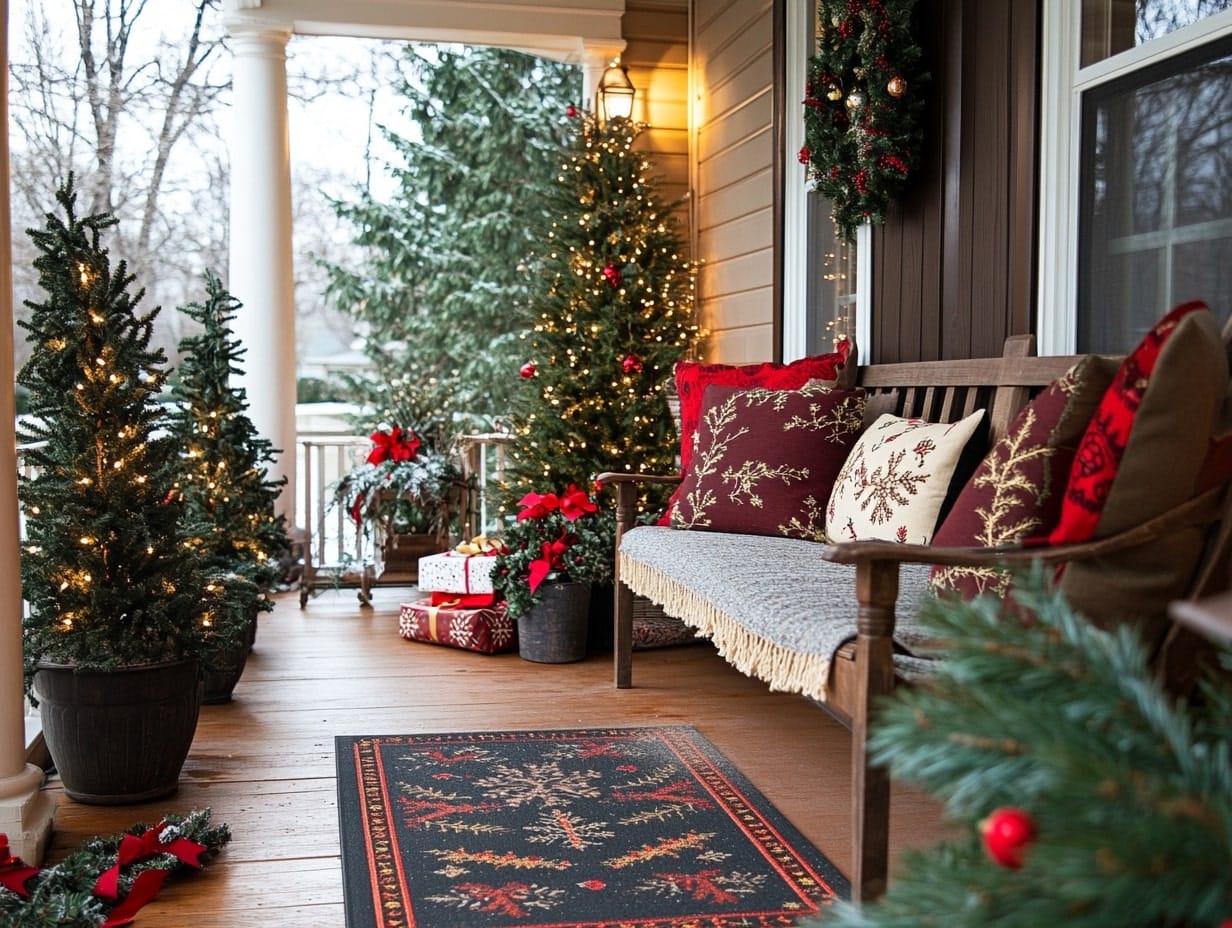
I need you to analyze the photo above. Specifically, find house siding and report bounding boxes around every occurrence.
[692,0,776,362]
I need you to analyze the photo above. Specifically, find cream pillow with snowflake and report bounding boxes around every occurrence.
[825,410,985,544]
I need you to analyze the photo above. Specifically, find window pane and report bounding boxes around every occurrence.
[1078,36,1232,351]
[1083,0,1232,66]
[805,193,858,353]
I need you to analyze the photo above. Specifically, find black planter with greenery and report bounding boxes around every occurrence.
[17,180,245,802]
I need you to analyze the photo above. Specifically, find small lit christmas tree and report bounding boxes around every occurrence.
[817,570,1232,927]
[503,109,700,513]
[169,270,290,593]
[18,180,218,676]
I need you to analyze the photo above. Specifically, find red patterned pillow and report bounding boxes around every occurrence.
[659,342,852,524]
[668,381,865,539]
[1049,301,1209,544]
[930,355,1117,599]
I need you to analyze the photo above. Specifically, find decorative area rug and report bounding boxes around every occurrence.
[336,726,848,927]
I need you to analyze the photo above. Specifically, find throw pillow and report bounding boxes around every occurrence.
[659,341,852,524]
[825,410,985,544]
[1058,305,1227,652]
[1048,300,1209,544]
[667,381,865,540]
[929,355,1118,599]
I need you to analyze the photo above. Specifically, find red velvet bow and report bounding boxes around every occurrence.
[93,823,207,902]
[528,535,571,592]
[0,833,41,897]
[559,484,598,521]
[366,426,421,465]
[517,491,560,522]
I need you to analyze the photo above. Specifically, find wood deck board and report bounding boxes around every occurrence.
[37,586,949,924]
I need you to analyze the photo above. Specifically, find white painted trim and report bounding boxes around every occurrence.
[855,221,871,358]
[781,0,811,362]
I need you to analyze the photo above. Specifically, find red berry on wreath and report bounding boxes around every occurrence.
[980,807,1036,869]
[621,353,644,375]
[519,362,537,379]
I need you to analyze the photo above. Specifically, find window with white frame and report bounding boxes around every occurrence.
[782,0,869,362]
[1040,1,1232,354]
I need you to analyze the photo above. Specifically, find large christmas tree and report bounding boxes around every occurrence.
[325,46,579,429]
[817,571,1232,927]
[502,110,700,512]
[169,270,290,594]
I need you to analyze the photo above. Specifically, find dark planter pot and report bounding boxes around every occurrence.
[518,581,591,663]
[202,610,260,704]
[33,658,203,805]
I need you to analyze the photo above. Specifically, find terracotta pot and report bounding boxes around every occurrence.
[33,658,202,805]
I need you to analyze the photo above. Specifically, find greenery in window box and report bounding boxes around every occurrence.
[491,485,615,618]
[330,425,470,550]
[16,180,231,687]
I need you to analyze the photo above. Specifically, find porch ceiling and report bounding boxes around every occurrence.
[221,0,627,62]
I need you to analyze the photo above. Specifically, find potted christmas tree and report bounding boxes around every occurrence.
[18,180,240,803]
[168,271,291,703]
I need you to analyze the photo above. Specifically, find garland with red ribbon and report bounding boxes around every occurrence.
[0,810,229,927]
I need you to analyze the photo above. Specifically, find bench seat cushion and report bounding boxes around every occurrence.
[618,526,935,701]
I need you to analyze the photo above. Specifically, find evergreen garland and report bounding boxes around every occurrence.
[0,809,229,927]
[801,0,927,242]
[502,109,701,515]
[815,570,1232,927]
[17,179,210,683]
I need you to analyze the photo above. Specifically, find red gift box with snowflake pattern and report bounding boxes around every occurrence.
[398,598,516,654]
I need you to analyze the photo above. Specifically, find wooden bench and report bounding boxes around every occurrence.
[599,331,1232,903]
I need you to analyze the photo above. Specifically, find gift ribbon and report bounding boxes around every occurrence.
[427,599,461,641]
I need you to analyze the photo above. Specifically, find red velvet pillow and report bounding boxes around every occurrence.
[1049,301,1209,544]
[667,381,865,539]
[659,341,852,524]
[930,355,1117,599]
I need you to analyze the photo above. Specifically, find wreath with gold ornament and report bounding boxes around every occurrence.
[800,0,927,242]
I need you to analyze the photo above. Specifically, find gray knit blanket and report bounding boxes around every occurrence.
[618,526,936,701]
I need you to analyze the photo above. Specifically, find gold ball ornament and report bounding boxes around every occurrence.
[887,76,907,98]
[827,85,843,102]
[845,90,865,111]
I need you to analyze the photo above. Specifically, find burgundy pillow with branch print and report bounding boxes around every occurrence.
[668,381,865,539]
[825,411,985,544]
[929,356,1117,599]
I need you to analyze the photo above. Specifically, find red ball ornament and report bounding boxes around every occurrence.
[798,146,811,165]
[980,807,1036,869]
[566,104,578,118]
[602,263,622,288]
[519,362,537,379]
[621,353,643,375]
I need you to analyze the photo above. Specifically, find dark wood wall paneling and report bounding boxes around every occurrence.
[870,0,1040,364]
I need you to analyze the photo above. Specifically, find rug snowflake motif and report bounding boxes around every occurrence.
[336,726,847,928]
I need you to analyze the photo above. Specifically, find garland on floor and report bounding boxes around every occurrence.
[0,809,230,927]
[801,0,927,241]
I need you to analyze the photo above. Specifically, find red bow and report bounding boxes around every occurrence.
[367,426,421,465]
[517,491,560,522]
[559,484,598,521]
[528,535,571,592]
[0,833,41,897]
[93,823,208,927]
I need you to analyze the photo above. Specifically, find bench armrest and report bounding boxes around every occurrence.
[595,471,683,488]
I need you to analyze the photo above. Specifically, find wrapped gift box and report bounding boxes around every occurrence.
[398,599,515,654]
[417,550,500,602]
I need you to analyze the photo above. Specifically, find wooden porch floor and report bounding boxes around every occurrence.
[41,586,950,926]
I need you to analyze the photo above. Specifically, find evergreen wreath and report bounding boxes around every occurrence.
[801,0,927,242]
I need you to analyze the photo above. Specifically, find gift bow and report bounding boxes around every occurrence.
[366,426,421,465]
[453,534,508,556]
[0,833,41,898]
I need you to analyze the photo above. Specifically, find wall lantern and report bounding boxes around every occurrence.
[597,61,636,124]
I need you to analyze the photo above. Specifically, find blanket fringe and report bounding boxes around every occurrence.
[620,553,831,702]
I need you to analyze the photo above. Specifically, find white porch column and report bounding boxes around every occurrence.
[225,16,298,524]
[0,0,56,863]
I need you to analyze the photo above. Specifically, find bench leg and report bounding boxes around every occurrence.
[614,580,634,688]
[851,559,899,903]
